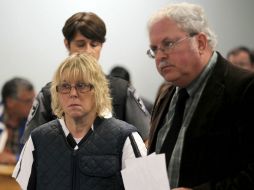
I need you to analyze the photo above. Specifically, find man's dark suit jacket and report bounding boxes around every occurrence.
[148,52,254,190]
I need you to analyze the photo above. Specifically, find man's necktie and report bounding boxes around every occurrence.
[160,88,189,167]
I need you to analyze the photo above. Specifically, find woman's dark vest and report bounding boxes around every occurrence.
[31,117,136,190]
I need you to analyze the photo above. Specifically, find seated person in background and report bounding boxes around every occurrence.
[21,12,151,145]
[13,53,147,190]
[109,66,154,114]
[0,77,35,164]
[227,46,254,71]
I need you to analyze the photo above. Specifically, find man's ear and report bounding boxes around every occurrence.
[196,33,207,54]
[64,39,70,51]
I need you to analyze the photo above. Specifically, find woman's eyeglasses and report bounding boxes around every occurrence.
[56,82,93,94]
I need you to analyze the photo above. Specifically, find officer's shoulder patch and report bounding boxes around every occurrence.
[128,86,150,116]
[26,98,39,124]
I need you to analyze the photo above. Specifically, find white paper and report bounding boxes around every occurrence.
[0,123,8,153]
[121,153,170,190]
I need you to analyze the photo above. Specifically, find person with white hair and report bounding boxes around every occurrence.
[147,2,254,190]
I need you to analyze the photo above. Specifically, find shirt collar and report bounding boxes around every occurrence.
[58,111,113,137]
[182,51,218,96]
[58,118,94,138]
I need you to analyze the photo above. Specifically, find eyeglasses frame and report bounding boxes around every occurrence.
[56,82,94,94]
[147,33,198,59]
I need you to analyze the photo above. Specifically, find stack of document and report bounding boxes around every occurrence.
[121,153,170,190]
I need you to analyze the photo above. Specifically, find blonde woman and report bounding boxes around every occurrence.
[13,53,146,190]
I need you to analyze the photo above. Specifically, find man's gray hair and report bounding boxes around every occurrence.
[1,77,34,105]
[148,2,217,50]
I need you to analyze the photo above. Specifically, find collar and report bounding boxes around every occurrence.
[58,118,94,138]
[181,51,218,96]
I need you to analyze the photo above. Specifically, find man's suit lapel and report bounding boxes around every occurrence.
[148,85,175,153]
[185,52,229,138]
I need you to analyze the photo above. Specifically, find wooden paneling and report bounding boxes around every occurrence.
[0,164,21,190]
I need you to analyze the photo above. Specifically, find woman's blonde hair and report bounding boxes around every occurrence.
[50,53,112,118]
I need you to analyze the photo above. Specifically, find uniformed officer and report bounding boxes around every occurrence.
[21,12,150,145]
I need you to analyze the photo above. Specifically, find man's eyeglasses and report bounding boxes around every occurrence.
[147,33,197,59]
[56,82,93,94]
